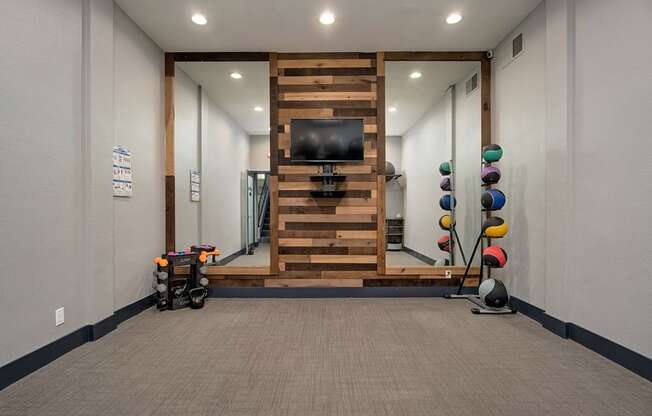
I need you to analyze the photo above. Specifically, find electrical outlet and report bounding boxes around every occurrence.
[55,307,64,326]
[445,270,452,279]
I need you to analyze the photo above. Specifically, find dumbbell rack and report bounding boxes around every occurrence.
[153,246,215,311]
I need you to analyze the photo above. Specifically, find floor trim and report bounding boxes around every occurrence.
[213,248,247,266]
[0,295,154,391]
[209,287,476,298]
[510,296,651,382]
[402,246,437,266]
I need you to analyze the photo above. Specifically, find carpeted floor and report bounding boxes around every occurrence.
[0,299,650,416]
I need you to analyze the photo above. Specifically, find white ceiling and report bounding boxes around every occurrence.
[177,61,270,135]
[114,0,540,52]
[386,61,478,135]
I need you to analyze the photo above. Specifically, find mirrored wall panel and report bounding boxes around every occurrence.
[385,61,482,267]
[173,61,270,267]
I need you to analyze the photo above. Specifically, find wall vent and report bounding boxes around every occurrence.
[466,73,479,95]
[512,33,523,57]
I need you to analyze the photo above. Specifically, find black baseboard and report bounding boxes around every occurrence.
[0,294,154,391]
[508,297,569,338]
[208,286,476,298]
[402,246,437,265]
[510,296,651,382]
[212,248,247,266]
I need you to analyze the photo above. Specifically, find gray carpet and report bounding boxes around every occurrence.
[0,299,650,416]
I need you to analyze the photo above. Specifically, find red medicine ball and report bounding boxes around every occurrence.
[482,246,508,268]
[437,235,452,252]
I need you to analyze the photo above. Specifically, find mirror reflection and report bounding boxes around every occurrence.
[385,61,482,267]
[174,61,270,267]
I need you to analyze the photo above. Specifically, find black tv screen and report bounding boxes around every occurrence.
[290,119,364,162]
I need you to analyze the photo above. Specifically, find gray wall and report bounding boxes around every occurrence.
[401,92,452,262]
[113,5,164,309]
[453,68,482,265]
[0,0,86,366]
[492,0,652,358]
[200,91,250,257]
[0,0,164,366]
[385,136,403,219]
[174,69,201,249]
[249,135,270,171]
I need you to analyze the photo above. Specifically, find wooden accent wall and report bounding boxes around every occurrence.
[270,53,382,287]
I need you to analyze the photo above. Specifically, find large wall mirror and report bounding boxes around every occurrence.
[384,60,483,269]
[173,60,271,269]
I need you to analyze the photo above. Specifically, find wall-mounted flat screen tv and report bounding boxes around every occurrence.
[290,119,364,163]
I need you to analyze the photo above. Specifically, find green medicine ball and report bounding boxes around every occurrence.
[482,144,503,163]
[439,161,451,176]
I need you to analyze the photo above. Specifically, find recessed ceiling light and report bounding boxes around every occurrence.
[388,106,397,113]
[409,71,422,79]
[191,14,207,25]
[446,13,463,24]
[230,72,243,79]
[319,11,335,25]
[254,106,263,112]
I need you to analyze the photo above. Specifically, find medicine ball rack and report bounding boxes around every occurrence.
[445,147,516,315]
[438,160,467,266]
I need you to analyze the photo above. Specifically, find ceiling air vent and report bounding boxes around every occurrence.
[512,33,523,57]
[466,73,479,95]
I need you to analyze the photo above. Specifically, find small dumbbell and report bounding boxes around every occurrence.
[155,283,167,293]
[199,277,209,287]
[199,266,207,275]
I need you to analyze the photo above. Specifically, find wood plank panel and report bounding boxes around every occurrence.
[278,181,376,191]
[278,197,375,207]
[280,91,377,101]
[264,279,363,288]
[279,214,374,223]
[385,266,480,276]
[207,266,272,276]
[278,238,376,247]
[271,53,380,282]
[336,230,377,239]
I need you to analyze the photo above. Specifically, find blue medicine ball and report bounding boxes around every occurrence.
[481,189,506,211]
[439,194,456,211]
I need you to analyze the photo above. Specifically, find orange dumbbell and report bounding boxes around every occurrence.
[153,257,169,267]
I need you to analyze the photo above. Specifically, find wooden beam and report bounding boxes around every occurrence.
[270,53,279,175]
[377,176,386,275]
[164,53,175,252]
[171,52,270,62]
[270,175,279,274]
[383,51,485,61]
[277,59,373,69]
[481,57,492,147]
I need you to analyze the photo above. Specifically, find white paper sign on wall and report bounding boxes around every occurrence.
[112,146,133,197]
[190,169,200,202]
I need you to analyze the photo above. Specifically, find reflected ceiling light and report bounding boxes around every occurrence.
[446,13,463,24]
[319,11,335,25]
[229,72,243,79]
[388,106,397,113]
[191,14,207,25]
[409,71,422,79]
[254,106,263,112]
